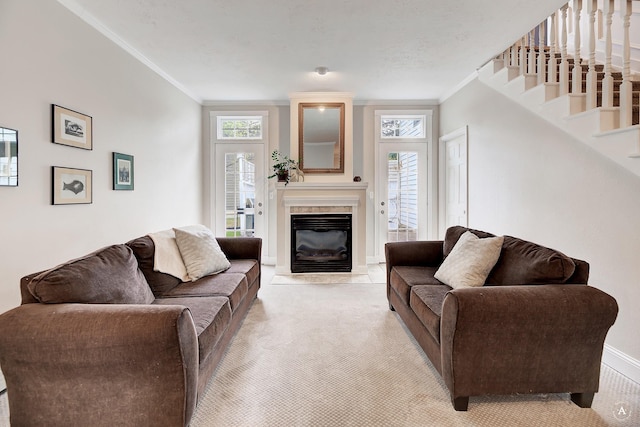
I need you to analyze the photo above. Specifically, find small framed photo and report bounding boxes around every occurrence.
[113,152,134,190]
[52,166,92,205]
[52,104,93,150]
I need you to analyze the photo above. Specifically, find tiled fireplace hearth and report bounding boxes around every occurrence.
[275,182,368,274]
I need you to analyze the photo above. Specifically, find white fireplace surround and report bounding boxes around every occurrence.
[275,183,368,275]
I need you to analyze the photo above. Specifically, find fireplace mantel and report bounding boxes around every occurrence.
[276,182,368,191]
[275,182,368,275]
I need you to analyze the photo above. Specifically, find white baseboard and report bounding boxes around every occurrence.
[262,257,276,266]
[603,344,640,385]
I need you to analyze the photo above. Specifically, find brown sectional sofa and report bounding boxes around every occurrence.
[0,231,261,427]
[385,226,618,411]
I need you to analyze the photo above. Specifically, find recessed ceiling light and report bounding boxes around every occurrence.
[315,66,329,76]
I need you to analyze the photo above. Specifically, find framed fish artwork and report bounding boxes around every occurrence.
[51,166,92,205]
[52,104,93,150]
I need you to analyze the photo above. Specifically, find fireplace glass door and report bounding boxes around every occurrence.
[291,214,352,273]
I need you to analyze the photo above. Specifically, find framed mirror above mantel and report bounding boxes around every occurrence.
[289,92,353,183]
[298,102,344,173]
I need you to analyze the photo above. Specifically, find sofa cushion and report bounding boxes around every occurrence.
[174,225,231,281]
[390,266,444,306]
[410,285,450,344]
[153,296,232,364]
[443,226,495,257]
[161,273,249,311]
[435,231,504,288]
[443,226,577,285]
[28,244,155,304]
[126,236,182,295]
[226,259,260,290]
[487,236,576,285]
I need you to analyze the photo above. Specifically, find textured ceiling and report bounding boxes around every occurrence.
[59,0,566,103]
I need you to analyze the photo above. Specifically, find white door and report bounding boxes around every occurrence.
[439,127,468,235]
[214,143,265,239]
[377,143,428,260]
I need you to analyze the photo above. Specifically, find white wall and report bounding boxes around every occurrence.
[440,78,640,368]
[0,0,202,313]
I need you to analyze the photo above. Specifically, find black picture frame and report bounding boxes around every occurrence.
[52,104,93,150]
[52,166,93,205]
[0,126,18,187]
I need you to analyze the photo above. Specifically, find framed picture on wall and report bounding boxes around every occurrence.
[0,126,18,186]
[52,104,93,150]
[113,152,134,190]
[52,166,92,205]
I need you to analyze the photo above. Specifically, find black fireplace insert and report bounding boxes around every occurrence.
[291,214,352,273]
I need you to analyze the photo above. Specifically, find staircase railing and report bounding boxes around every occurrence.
[496,0,638,130]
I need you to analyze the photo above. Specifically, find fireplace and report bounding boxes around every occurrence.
[291,214,352,273]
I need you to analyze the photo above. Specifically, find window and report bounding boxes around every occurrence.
[217,116,263,140]
[380,115,426,139]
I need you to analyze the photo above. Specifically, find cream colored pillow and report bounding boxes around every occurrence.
[434,231,504,289]
[173,225,231,281]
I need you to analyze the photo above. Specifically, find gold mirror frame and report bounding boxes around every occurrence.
[298,102,345,173]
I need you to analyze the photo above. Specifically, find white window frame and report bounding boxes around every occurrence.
[216,115,264,140]
[379,113,429,142]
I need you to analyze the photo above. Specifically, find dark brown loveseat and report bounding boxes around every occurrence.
[385,226,618,411]
[0,228,261,426]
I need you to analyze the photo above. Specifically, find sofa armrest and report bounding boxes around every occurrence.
[440,285,618,403]
[0,303,199,427]
[216,237,262,264]
[385,240,444,285]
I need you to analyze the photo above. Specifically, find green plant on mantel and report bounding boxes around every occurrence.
[267,150,299,185]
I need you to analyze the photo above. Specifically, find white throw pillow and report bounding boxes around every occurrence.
[434,231,504,289]
[173,225,231,281]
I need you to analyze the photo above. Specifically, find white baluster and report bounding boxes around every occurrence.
[507,40,520,81]
[528,29,536,75]
[548,12,557,85]
[520,35,527,76]
[572,0,582,96]
[546,12,560,101]
[586,0,597,109]
[560,5,569,95]
[538,21,547,85]
[620,0,633,127]
[602,0,614,109]
[570,0,585,114]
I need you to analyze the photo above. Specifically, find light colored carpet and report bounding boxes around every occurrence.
[190,270,640,427]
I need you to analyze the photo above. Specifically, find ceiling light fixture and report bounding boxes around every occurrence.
[315,66,329,76]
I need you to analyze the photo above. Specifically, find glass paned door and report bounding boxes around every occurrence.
[377,143,428,260]
[214,144,265,239]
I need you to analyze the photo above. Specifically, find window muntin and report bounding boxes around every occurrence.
[380,115,426,139]
[217,116,263,140]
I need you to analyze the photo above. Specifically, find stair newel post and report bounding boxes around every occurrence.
[560,4,570,96]
[586,0,597,110]
[602,0,615,109]
[620,0,633,128]
[537,20,547,85]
